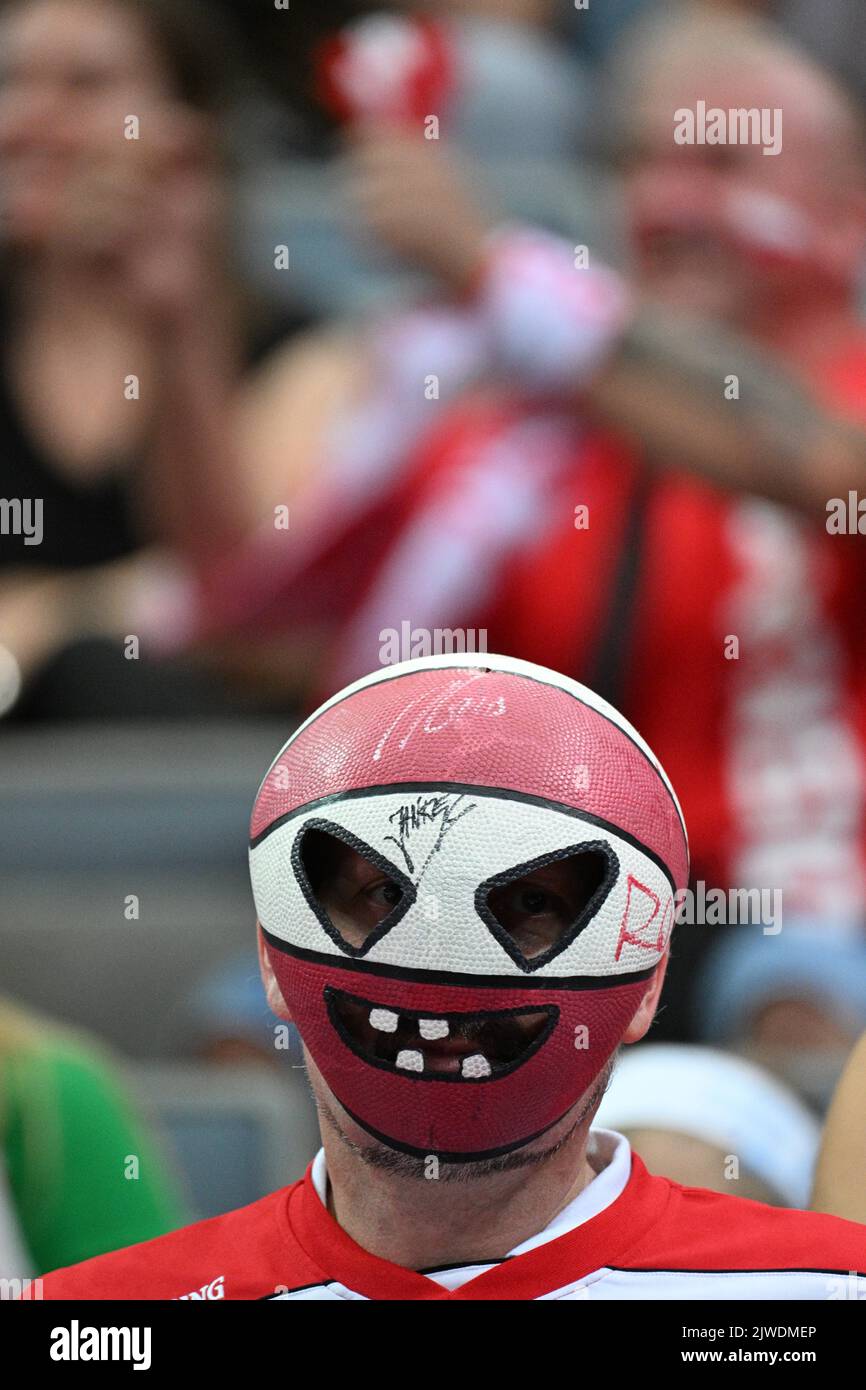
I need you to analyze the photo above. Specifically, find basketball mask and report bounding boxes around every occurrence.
[250,655,689,1161]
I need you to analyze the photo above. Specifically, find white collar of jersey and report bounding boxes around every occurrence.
[310,1128,631,1288]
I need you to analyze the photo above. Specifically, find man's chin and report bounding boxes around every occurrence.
[307,1049,617,1182]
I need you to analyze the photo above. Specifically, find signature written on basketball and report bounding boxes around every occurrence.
[372,674,506,764]
[384,792,476,877]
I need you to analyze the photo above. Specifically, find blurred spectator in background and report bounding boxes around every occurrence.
[182,5,866,673]
[529,1,866,934]
[0,997,186,1277]
[0,0,597,720]
[596,1044,821,1208]
[697,926,866,1050]
[0,0,331,720]
[568,0,866,145]
[176,950,300,1069]
[811,1029,866,1222]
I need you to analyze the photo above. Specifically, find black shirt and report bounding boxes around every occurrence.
[0,302,312,570]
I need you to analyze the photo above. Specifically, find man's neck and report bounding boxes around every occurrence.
[320,1123,598,1270]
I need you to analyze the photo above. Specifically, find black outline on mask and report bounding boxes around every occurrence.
[325,985,558,1083]
[260,926,659,991]
[252,781,678,896]
[336,1094,580,1164]
[475,841,619,974]
[292,818,417,959]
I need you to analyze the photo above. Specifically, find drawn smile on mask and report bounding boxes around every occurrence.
[326,987,557,1080]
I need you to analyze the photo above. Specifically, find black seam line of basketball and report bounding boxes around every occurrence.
[336,1095,571,1163]
[250,780,678,892]
[259,928,658,990]
[326,987,559,1084]
[603,1265,866,1278]
[257,663,687,845]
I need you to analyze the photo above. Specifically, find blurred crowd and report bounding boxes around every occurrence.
[3,0,866,1274]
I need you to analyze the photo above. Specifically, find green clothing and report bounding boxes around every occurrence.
[2,1038,187,1275]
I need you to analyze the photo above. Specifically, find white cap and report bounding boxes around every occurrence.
[596,1043,820,1208]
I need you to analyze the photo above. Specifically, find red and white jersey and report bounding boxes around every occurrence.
[38,1131,866,1302]
[486,416,866,925]
[183,227,629,654]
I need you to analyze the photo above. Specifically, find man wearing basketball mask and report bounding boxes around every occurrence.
[36,656,866,1299]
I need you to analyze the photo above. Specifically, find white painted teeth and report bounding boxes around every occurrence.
[364,1010,492,1077]
[461,1053,492,1079]
[369,1008,399,1033]
[418,1018,449,1040]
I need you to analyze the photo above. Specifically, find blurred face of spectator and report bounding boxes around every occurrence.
[0,0,175,232]
[621,42,866,331]
[625,1128,780,1205]
[749,998,857,1050]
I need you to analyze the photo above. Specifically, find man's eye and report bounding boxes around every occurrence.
[366,880,403,910]
[481,848,613,963]
[495,882,572,940]
[516,887,555,917]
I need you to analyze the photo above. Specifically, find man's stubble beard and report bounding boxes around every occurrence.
[312,1051,619,1183]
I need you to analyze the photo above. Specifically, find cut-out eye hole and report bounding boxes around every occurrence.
[293,820,415,957]
[476,843,618,973]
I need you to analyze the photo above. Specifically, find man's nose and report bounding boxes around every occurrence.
[632,161,728,229]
